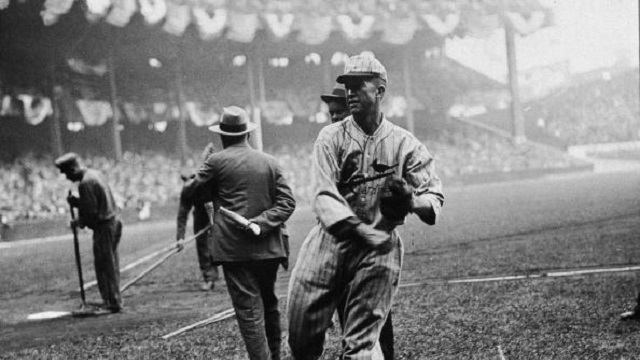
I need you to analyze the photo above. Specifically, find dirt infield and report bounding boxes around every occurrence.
[2,169,640,359]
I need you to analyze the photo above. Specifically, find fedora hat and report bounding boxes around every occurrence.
[208,106,256,136]
[320,87,347,104]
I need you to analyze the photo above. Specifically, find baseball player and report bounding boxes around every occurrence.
[320,84,396,360]
[288,53,444,359]
[176,143,219,291]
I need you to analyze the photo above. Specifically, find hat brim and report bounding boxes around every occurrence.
[208,122,257,136]
[336,72,385,84]
[320,94,347,103]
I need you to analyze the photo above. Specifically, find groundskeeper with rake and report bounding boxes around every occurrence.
[55,152,123,315]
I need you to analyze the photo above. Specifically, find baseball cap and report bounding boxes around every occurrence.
[336,53,388,84]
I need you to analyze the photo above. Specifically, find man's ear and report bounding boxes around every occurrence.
[377,85,386,100]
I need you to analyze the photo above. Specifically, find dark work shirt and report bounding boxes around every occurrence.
[78,169,118,229]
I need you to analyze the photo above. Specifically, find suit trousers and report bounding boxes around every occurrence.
[93,218,122,310]
[287,225,402,360]
[223,259,282,360]
[193,207,218,282]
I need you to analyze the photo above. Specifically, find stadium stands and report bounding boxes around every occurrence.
[0,126,586,224]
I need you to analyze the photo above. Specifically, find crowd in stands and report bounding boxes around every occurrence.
[1,126,585,224]
[527,69,639,146]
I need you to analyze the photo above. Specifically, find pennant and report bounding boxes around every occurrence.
[192,7,227,40]
[139,0,166,25]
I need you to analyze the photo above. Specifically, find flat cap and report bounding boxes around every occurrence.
[54,152,80,169]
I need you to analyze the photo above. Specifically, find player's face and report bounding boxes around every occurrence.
[344,77,379,116]
[328,101,350,123]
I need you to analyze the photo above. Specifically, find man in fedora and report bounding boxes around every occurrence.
[54,152,123,314]
[191,106,296,360]
[288,53,444,359]
[320,87,350,124]
[320,85,396,360]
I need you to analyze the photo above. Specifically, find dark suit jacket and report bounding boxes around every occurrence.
[193,142,296,263]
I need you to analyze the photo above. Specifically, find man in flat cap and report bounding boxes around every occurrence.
[191,106,296,360]
[288,53,444,359]
[54,152,123,314]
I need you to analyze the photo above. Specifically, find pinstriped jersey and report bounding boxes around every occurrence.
[313,115,444,231]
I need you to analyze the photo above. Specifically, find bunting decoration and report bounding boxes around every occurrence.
[335,14,375,42]
[162,2,191,37]
[40,0,74,26]
[260,100,293,125]
[506,11,545,35]
[192,7,227,40]
[85,0,111,22]
[422,13,461,36]
[106,0,138,27]
[139,0,167,25]
[185,101,220,126]
[263,13,294,40]
[6,0,551,45]
[226,11,260,43]
[381,14,418,45]
[75,99,113,126]
[295,15,333,45]
[17,95,53,126]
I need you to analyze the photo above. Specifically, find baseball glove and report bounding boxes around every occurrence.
[380,177,413,222]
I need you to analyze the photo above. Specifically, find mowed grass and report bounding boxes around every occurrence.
[2,170,640,359]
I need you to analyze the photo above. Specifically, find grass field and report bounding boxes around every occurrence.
[2,169,640,359]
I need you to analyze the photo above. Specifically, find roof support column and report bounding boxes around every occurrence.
[402,47,415,134]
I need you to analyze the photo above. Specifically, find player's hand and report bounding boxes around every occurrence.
[176,239,185,252]
[380,177,413,222]
[247,223,261,236]
[67,194,80,207]
[70,219,80,230]
[353,223,392,253]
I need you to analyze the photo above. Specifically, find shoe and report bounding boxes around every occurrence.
[620,310,640,321]
[200,281,214,291]
[108,306,122,314]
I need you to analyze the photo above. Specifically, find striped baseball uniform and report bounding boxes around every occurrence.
[287,115,444,359]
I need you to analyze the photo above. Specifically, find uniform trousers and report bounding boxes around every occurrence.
[287,225,402,360]
[193,207,218,282]
[223,259,282,360]
[93,218,122,310]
